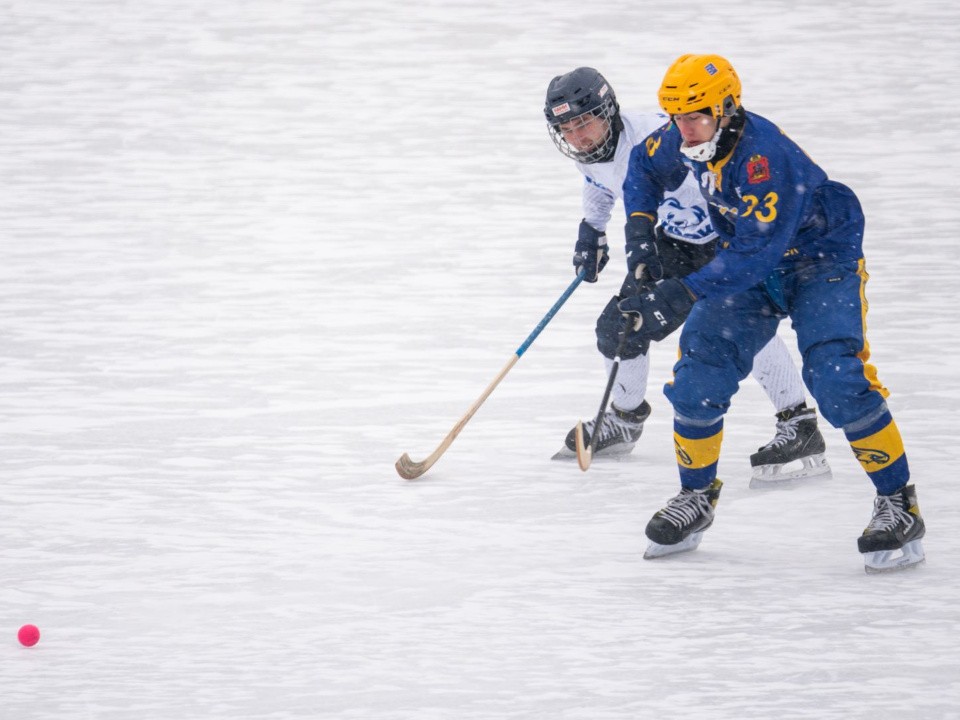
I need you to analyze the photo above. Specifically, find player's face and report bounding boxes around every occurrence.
[673,111,716,146]
[559,113,609,154]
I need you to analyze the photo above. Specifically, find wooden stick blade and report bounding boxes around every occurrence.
[395,452,431,480]
[391,275,586,483]
[575,421,593,472]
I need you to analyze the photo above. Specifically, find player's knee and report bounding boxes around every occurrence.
[665,359,737,422]
[596,329,647,360]
[665,381,730,422]
[802,339,880,426]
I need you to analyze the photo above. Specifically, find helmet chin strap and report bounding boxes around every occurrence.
[680,125,723,162]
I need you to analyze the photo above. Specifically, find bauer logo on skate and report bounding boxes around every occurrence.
[852,446,891,466]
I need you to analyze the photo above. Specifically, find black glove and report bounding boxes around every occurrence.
[617,277,696,344]
[617,269,642,300]
[573,219,609,283]
[624,214,663,282]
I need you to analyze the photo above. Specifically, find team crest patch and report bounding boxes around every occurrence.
[747,154,770,184]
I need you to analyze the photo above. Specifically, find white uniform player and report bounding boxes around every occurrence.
[545,67,830,486]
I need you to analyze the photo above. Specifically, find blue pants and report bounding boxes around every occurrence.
[667,258,887,427]
[667,258,909,493]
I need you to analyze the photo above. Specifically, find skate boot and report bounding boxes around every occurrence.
[554,400,651,460]
[858,484,926,574]
[749,403,831,488]
[644,479,723,559]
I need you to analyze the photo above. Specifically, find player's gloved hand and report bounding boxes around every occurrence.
[617,269,642,300]
[573,219,609,283]
[617,277,696,343]
[624,214,662,282]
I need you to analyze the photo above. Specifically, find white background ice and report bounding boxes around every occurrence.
[2,1,959,718]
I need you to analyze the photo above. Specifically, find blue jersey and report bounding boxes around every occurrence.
[622,110,865,299]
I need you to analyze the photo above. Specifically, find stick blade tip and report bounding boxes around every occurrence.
[395,453,425,480]
[574,421,592,471]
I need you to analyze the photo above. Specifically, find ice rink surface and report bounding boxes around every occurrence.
[2,1,960,717]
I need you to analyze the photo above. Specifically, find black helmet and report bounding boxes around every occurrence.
[544,67,622,164]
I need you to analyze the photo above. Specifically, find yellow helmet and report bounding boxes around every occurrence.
[658,54,741,118]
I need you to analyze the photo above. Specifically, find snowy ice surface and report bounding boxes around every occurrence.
[2,1,960,718]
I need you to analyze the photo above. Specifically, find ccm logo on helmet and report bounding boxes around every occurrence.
[551,102,571,116]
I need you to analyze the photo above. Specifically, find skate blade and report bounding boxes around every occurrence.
[643,532,704,559]
[550,443,638,461]
[749,453,831,489]
[864,539,926,574]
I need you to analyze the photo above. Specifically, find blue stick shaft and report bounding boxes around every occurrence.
[514,270,586,358]
[394,269,587,479]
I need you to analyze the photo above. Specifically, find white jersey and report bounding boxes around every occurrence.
[575,110,716,244]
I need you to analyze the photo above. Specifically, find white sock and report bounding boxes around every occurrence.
[752,335,806,412]
[608,354,649,412]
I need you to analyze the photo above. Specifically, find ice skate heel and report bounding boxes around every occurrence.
[644,532,707,559]
[750,453,830,487]
[643,479,722,560]
[749,404,831,488]
[858,484,926,574]
[863,540,926,574]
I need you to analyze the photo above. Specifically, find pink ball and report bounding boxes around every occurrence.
[18,624,40,647]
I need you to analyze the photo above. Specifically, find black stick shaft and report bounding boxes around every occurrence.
[586,326,632,456]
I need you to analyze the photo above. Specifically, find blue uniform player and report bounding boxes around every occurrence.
[619,54,925,573]
[544,67,829,487]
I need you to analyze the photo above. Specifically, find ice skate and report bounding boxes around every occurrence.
[643,479,722,559]
[749,404,831,488]
[859,484,926,574]
[552,400,651,460]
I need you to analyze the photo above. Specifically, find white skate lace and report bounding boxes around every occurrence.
[866,494,911,533]
[760,414,807,450]
[657,490,711,529]
[585,411,641,443]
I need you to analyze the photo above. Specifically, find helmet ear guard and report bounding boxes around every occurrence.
[719,94,739,118]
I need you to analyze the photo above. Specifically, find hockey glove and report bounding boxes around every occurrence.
[573,219,609,283]
[617,277,696,344]
[624,213,663,282]
[617,269,642,300]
